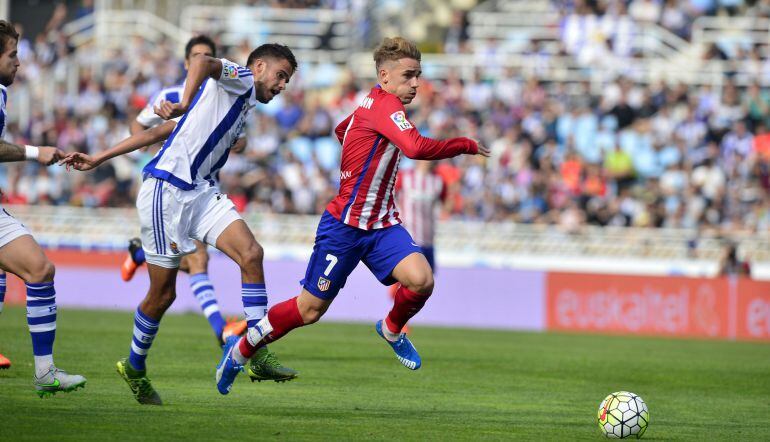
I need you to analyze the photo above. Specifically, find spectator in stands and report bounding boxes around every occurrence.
[718,240,751,276]
[0,0,768,247]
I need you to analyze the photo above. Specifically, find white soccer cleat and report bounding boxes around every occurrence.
[34,367,87,397]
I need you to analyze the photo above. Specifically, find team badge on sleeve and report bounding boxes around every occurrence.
[318,277,331,292]
[390,111,413,131]
[222,63,239,79]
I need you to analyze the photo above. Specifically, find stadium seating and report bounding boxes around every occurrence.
[2,0,768,277]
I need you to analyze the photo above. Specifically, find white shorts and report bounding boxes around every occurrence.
[137,177,241,268]
[0,206,32,249]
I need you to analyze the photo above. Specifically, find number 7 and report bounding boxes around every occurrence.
[324,254,338,276]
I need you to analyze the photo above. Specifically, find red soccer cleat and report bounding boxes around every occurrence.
[221,317,248,341]
[0,353,10,369]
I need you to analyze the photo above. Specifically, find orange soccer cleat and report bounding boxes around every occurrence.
[121,238,144,282]
[221,317,248,341]
[120,255,139,282]
[0,353,10,369]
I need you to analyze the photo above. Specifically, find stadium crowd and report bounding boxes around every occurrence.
[1,1,768,236]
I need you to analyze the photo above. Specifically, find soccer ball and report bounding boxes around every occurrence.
[597,391,649,439]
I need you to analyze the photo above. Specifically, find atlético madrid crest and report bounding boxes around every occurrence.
[318,277,331,292]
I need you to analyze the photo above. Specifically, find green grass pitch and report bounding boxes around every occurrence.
[1,307,769,441]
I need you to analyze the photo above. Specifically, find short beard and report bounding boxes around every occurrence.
[0,74,13,87]
[254,82,272,104]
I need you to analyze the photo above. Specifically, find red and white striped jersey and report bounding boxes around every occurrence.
[326,86,477,230]
[396,168,445,246]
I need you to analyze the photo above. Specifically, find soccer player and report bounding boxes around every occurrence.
[386,159,446,332]
[396,160,445,270]
[63,43,299,404]
[0,20,86,395]
[121,35,249,350]
[215,37,490,394]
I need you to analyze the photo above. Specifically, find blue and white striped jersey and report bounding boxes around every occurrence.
[142,58,255,190]
[0,84,8,140]
[136,83,185,128]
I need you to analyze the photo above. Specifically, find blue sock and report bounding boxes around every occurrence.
[0,273,6,313]
[242,283,268,328]
[190,273,226,339]
[26,282,57,375]
[128,307,159,371]
[133,248,146,265]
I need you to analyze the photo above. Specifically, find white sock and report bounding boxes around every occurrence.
[381,319,400,342]
[231,338,249,365]
[34,355,54,378]
[231,317,273,365]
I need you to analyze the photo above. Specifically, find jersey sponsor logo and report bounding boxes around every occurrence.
[318,276,331,292]
[390,111,413,131]
[223,64,239,79]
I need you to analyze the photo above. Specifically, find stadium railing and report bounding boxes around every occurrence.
[691,16,770,49]
[35,2,763,119]
[180,5,355,63]
[463,2,759,89]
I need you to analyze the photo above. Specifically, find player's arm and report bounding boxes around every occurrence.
[155,56,222,120]
[129,119,149,135]
[231,137,247,154]
[375,97,489,159]
[61,120,177,171]
[0,139,63,166]
[335,114,354,144]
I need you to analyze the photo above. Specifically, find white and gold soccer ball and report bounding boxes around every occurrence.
[597,391,649,439]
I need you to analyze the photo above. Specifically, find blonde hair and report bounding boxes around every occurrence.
[373,37,421,70]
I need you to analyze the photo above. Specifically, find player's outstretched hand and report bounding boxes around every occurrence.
[470,139,490,157]
[37,146,65,166]
[59,152,101,171]
[154,99,186,120]
[476,143,490,157]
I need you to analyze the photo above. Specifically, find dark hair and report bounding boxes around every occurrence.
[246,43,297,72]
[0,20,18,55]
[184,35,216,60]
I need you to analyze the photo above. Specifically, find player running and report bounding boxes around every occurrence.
[215,37,490,394]
[0,20,86,396]
[63,43,299,404]
[121,35,250,352]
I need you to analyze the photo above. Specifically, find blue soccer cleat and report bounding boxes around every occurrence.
[215,335,243,395]
[376,320,421,370]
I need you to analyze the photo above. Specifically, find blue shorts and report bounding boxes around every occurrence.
[301,211,422,300]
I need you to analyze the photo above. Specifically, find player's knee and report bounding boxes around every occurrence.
[407,271,434,295]
[239,243,264,269]
[197,251,209,268]
[186,253,208,274]
[148,285,176,308]
[155,289,176,308]
[25,259,55,283]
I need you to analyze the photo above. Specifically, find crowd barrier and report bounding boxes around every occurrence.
[4,250,768,342]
